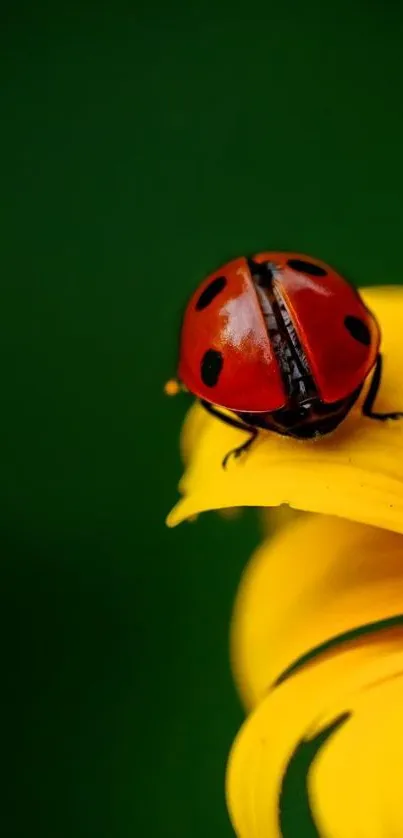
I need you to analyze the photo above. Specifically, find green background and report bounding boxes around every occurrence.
[1,1,403,835]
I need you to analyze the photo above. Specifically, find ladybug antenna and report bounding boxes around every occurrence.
[164,378,185,397]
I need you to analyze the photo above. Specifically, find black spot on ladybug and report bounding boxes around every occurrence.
[195,276,227,310]
[344,315,371,346]
[200,349,223,387]
[287,258,327,277]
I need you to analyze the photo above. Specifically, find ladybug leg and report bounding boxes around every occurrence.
[222,429,259,470]
[200,400,258,468]
[362,354,403,421]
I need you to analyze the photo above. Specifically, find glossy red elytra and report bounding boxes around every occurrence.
[176,252,403,466]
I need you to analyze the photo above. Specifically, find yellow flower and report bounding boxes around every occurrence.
[166,286,403,837]
[227,514,403,838]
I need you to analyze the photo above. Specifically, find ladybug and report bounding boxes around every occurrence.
[177,252,403,467]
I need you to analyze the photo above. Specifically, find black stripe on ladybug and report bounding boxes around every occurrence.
[247,258,274,289]
[250,261,318,403]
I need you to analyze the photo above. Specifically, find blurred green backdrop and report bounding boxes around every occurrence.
[1,1,403,835]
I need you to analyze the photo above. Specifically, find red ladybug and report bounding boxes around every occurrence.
[177,252,403,466]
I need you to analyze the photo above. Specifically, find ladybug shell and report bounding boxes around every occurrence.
[253,252,380,404]
[178,253,380,413]
[178,257,286,412]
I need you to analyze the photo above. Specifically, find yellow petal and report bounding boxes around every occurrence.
[179,398,210,468]
[167,287,403,533]
[179,402,242,520]
[231,513,403,710]
[227,631,403,838]
[227,514,403,837]
[311,670,403,838]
